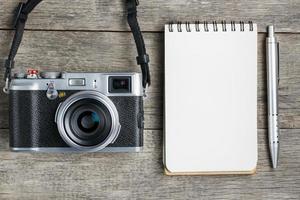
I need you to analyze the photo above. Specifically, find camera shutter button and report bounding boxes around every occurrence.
[46,82,58,100]
[27,69,39,79]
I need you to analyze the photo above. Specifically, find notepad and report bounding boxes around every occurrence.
[164,21,258,175]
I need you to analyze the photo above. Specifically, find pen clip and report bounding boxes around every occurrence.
[277,42,280,84]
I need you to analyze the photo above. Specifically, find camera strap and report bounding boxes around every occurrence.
[3,0,150,93]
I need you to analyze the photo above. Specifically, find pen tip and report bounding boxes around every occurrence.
[272,161,278,169]
[270,144,279,169]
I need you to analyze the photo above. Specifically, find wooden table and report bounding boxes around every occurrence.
[0,1,299,199]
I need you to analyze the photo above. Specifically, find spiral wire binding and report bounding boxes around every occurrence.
[204,21,209,32]
[240,21,245,31]
[231,21,236,31]
[195,21,200,32]
[177,21,182,32]
[221,20,227,32]
[212,21,218,32]
[185,21,191,32]
[168,21,254,32]
[168,22,173,32]
[249,21,254,31]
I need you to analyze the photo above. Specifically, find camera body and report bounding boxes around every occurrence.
[9,71,144,152]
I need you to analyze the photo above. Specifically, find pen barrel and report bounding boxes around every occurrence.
[266,37,279,144]
[268,115,279,142]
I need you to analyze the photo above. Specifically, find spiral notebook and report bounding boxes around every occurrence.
[164,21,258,175]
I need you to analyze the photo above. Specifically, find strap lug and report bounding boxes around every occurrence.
[3,78,10,94]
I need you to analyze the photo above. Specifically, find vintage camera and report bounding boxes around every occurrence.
[3,0,150,153]
[9,71,145,152]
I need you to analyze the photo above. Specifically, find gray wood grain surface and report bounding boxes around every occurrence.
[0,129,299,199]
[0,0,299,199]
[0,0,300,32]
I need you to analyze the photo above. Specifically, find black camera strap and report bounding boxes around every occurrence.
[3,0,150,93]
[126,0,151,88]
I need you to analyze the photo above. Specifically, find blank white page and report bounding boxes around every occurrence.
[164,22,257,174]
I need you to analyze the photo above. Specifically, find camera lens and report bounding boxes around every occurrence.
[64,99,112,147]
[56,91,120,151]
[77,111,100,133]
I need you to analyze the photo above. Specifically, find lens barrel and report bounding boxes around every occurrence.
[55,91,120,151]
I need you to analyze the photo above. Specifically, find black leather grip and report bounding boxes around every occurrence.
[9,90,144,148]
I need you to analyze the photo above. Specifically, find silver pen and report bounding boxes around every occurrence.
[266,25,280,168]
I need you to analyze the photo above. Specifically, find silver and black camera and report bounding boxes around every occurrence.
[9,71,145,152]
[3,0,151,152]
